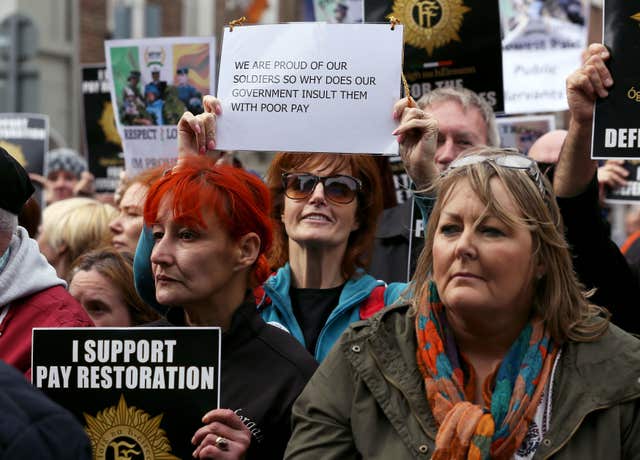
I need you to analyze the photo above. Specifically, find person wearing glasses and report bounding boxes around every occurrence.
[142,155,317,459]
[258,152,406,362]
[285,146,640,459]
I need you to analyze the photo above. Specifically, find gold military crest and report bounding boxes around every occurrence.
[390,0,471,55]
[83,395,179,460]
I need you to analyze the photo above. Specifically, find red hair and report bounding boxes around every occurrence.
[265,153,383,279]
[143,156,273,287]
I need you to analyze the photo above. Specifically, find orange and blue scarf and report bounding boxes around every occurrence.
[415,282,558,460]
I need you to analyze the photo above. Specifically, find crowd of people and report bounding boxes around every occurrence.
[0,42,638,459]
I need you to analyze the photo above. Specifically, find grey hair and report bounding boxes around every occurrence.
[417,87,500,148]
[0,208,17,235]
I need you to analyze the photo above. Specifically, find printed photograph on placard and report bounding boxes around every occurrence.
[313,0,364,23]
[605,161,640,204]
[105,37,215,175]
[365,0,504,112]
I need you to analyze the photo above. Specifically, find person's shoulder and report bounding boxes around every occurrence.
[15,286,93,327]
[256,321,318,378]
[342,300,413,342]
[565,324,640,399]
[0,361,91,458]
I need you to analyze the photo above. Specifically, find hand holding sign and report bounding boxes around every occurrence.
[566,44,613,126]
[391,97,439,191]
[191,408,251,459]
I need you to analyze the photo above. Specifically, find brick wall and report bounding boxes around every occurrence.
[79,0,108,64]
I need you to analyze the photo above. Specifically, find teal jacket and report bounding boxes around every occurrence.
[257,263,407,362]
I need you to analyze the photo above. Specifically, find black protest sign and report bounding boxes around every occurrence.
[592,1,640,159]
[81,65,124,193]
[605,161,640,203]
[0,114,48,175]
[33,328,220,460]
[365,0,503,112]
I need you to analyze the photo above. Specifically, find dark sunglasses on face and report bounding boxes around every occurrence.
[282,172,362,204]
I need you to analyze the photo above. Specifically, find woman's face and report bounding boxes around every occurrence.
[69,269,133,327]
[149,197,240,309]
[281,163,360,251]
[432,177,541,322]
[110,182,148,253]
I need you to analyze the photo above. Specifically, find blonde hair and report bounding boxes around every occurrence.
[412,147,609,343]
[41,197,118,280]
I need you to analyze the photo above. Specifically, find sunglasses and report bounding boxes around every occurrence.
[445,152,547,198]
[282,172,362,204]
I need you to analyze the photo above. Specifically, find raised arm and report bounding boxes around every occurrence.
[554,44,613,197]
[392,97,439,192]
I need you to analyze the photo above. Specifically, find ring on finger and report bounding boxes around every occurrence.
[215,436,230,451]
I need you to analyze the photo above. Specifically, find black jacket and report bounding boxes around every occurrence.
[150,298,318,460]
[0,361,91,459]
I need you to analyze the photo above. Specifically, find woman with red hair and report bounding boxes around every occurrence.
[142,155,316,459]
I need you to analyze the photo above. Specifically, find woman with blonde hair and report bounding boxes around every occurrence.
[38,197,117,280]
[285,147,640,459]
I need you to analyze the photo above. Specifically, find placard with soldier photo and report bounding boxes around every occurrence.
[105,37,216,175]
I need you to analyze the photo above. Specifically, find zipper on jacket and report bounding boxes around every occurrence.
[367,345,436,442]
[541,394,640,459]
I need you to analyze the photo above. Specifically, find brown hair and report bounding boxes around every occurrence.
[412,147,608,343]
[265,153,383,279]
[70,247,160,325]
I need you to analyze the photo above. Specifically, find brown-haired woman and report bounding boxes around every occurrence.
[68,247,159,326]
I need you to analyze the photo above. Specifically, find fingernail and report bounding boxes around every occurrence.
[600,51,609,58]
[199,146,206,154]
[215,106,222,115]
[208,140,216,150]
[194,124,201,134]
[605,78,613,86]
[392,128,399,135]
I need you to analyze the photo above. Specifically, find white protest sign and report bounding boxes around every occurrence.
[216,23,403,154]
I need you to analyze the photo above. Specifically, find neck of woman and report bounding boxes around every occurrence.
[288,239,348,289]
[182,274,249,331]
[447,310,530,405]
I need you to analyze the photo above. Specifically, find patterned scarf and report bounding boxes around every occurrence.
[415,281,558,460]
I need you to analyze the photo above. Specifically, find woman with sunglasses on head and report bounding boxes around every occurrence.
[140,155,317,460]
[285,145,640,459]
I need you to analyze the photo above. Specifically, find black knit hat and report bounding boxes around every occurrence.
[0,147,34,215]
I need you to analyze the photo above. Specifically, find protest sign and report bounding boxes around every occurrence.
[500,0,589,114]
[105,37,216,175]
[313,0,364,23]
[33,327,220,460]
[604,161,640,204]
[0,113,48,176]
[592,0,640,160]
[365,0,504,113]
[497,114,555,155]
[81,65,124,193]
[216,23,403,154]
